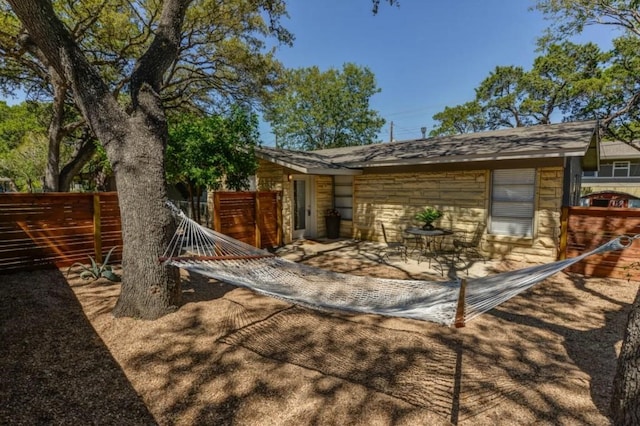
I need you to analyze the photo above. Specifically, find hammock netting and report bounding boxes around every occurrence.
[162,203,634,327]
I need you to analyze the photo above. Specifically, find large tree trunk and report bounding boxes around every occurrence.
[611,289,640,425]
[111,91,180,318]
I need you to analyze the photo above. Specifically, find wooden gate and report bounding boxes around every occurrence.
[212,191,282,249]
[560,206,640,280]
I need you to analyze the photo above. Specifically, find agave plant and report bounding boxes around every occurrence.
[68,246,121,282]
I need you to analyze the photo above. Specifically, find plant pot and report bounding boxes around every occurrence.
[422,223,435,231]
[325,215,340,239]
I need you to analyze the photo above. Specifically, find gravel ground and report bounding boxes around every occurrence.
[1,244,637,425]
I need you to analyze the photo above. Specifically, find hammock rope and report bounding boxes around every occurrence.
[162,202,635,327]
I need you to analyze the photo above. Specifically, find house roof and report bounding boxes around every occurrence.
[599,140,640,160]
[256,120,599,175]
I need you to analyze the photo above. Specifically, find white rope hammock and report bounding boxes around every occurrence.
[161,203,635,327]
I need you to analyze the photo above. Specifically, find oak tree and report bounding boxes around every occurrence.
[264,63,385,150]
[4,0,290,319]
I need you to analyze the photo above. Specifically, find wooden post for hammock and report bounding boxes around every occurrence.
[454,278,467,328]
[93,193,102,264]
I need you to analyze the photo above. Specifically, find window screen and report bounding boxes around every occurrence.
[333,175,353,220]
[490,169,535,237]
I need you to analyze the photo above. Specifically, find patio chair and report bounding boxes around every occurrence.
[453,223,486,273]
[378,221,407,262]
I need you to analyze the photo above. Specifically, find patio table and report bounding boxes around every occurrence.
[405,227,455,274]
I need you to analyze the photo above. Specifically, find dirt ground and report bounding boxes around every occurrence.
[1,242,637,425]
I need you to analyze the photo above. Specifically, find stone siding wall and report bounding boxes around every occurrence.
[354,167,564,262]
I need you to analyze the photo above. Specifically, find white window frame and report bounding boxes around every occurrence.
[490,169,536,238]
[613,161,630,177]
[333,175,353,220]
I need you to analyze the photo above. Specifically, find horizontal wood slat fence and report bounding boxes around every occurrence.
[0,192,122,273]
[7,192,635,280]
[212,191,282,249]
[560,206,640,280]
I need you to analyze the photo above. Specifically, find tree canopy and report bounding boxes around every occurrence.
[533,0,639,141]
[166,106,259,221]
[0,0,290,190]
[264,63,385,150]
[430,41,608,136]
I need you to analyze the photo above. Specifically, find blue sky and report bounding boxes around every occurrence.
[260,1,621,145]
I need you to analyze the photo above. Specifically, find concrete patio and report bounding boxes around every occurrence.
[275,237,502,281]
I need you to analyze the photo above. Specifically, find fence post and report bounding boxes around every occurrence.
[93,193,103,264]
[213,192,221,232]
[559,206,569,260]
[276,191,283,246]
[255,192,261,248]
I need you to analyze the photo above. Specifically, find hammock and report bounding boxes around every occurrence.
[161,203,635,327]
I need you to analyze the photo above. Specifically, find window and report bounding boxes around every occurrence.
[490,169,535,237]
[333,175,353,220]
[613,161,630,177]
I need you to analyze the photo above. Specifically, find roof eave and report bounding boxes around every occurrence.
[342,148,589,168]
[256,151,361,175]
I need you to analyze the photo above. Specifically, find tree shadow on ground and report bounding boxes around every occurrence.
[0,269,155,425]
[488,272,634,419]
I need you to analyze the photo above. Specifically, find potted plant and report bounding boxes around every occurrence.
[415,207,443,231]
[325,208,341,239]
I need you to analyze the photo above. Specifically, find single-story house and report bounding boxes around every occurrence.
[255,120,600,263]
[582,139,640,197]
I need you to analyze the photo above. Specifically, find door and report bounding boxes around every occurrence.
[292,176,316,239]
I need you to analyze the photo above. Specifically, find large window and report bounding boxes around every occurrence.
[333,175,353,220]
[490,169,536,237]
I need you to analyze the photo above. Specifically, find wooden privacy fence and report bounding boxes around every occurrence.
[212,191,282,249]
[560,206,640,280]
[0,192,121,273]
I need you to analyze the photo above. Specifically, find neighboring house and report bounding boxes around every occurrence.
[255,121,599,263]
[580,190,640,208]
[0,177,16,192]
[581,140,640,197]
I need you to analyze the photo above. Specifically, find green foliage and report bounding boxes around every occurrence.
[415,207,443,225]
[0,0,291,192]
[0,132,47,192]
[430,40,634,136]
[264,63,386,150]
[533,0,640,141]
[166,106,259,191]
[0,101,48,154]
[68,246,121,282]
[430,102,486,137]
